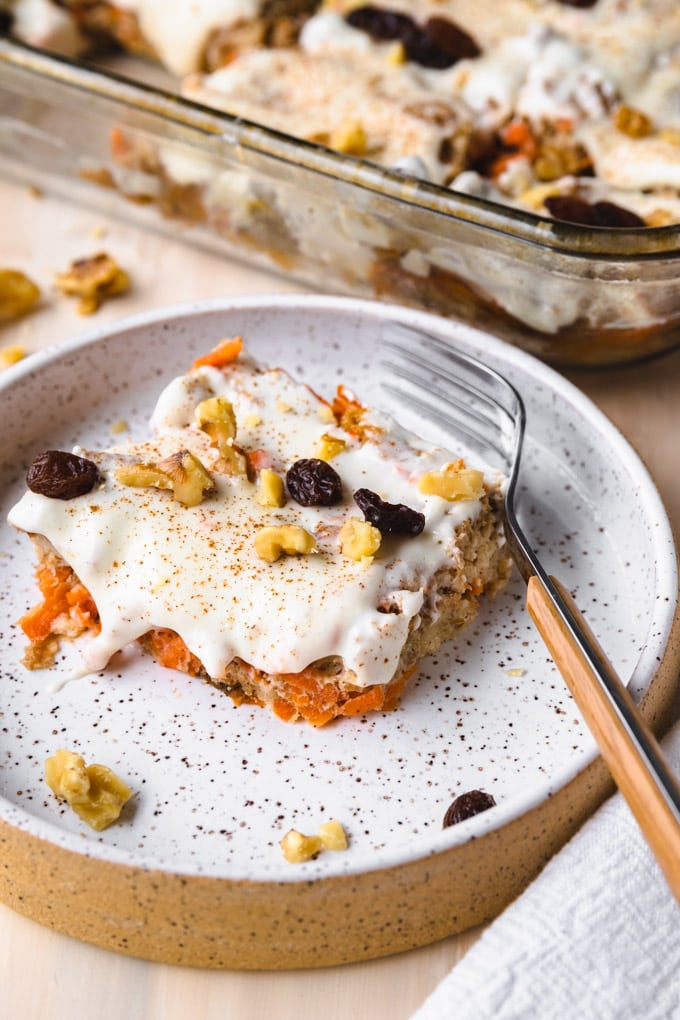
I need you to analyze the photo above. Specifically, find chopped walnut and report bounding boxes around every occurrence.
[280,829,323,863]
[194,395,248,475]
[317,819,349,851]
[339,517,381,561]
[281,818,349,863]
[45,748,131,831]
[0,344,26,369]
[256,467,286,508]
[418,461,484,501]
[0,268,40,321]
[116,449,216,507]
[330,119,367,155]
[254,524,318,563]
[614,105,653,139]
[315,433,348,461]
[54,252,129,315]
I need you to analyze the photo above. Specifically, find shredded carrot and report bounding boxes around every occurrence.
[192,336,243,370]
[332,384,363,422]
[20,564,100,642]
[500,119,536,152]
[489,119,537,178]
[272,698,297,723]
[331,384,379,441]
[338,686,385,717]
[143,628,204,675]
[135,626,413,726]
[109,127,133,162]
[245,448,272,477]
[383,666,416,711]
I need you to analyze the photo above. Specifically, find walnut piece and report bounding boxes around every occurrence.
[0,344,26,369]
[45,748,131,831]
[280,819,349,863]
[254,524,318,563]
[54,252,129,315]
[280,829,323,863]
[116,449,216,507]
[339,517,381,561]
[0,268,40,321]
[256,467,286,508]
[194,396,248,476]
[330,120,367,155]
[317,819,349,851]
[614,104,653,139]
[315,432,348,461]
[418,461,484,501]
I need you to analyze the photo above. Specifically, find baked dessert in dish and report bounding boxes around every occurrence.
[3,1,679,362]
[1,0,319,73]
[6,0,677,225]
[181,0,680,226]
[8,339,511,726]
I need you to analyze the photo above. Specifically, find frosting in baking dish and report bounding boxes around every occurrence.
[111,0,261,75]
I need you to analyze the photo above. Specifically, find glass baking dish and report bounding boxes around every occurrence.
[2,37,679,367]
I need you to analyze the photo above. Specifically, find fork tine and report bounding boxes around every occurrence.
[381,323,522,409]
[381,373,512,467]
[379,324,523,469]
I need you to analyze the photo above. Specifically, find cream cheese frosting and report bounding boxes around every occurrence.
[9,353,499,688]
[105,0,261,75]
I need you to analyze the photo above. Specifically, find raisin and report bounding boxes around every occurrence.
[345,6,416,41]
[286,458,343,507]
[590,200,647,228]
[555,0,598,7]
[353,488,425,536]
[26,450,99,500]
[544,195,645,228]
[0,11,13,34]
[419,17,481,65]
[346,7,480,69]
[442,790,496,828]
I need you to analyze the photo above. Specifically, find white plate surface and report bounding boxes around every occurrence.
[0,295,676,882]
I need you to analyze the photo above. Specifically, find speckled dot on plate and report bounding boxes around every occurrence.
[0,295,678,969]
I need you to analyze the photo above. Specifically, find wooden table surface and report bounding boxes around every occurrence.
[2,180,679,1020]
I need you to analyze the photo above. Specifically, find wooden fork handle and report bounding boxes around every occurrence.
[526,573,680,902]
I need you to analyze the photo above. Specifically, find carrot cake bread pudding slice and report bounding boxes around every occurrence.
[8,338,512,726]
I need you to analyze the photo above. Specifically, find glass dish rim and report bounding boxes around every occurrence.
[2,35,679,262]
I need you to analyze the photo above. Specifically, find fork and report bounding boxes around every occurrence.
[380,321,680,901]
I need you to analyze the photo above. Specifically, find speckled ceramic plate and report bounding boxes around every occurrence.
[0,296,678,969]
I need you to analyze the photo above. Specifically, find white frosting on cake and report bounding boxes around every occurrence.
[9,354,499,689]
[111,0,260,74]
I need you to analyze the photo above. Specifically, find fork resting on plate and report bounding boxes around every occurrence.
[380,322,680,902]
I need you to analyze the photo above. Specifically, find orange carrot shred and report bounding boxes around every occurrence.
[192,336,243,370]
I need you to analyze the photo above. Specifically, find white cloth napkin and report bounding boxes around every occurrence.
[412,721,680,1020]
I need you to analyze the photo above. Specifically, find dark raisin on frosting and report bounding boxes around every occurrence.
[545,195,646,228]
[346,6,480,69]
[26,450,100,500]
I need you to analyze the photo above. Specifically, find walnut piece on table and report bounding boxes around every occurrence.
[54,252,130,315]
[0,268,41,321]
